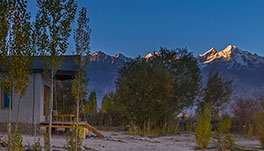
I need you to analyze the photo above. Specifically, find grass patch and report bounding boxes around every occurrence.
[97,126,113,131]
[202,145,257,151]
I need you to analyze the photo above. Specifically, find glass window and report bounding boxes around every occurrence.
[1,90,11,110]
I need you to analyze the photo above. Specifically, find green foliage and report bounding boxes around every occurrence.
[35,0,77,149]
[72,6,91,106]
[101,94,112,113]
[215,114,235,151]
[254,111,264,148]
[71,7,91,151]
[215,133,235,151]
[10,132,23,151]
[43,132,48,151]
[85,91,97,112]
[68,122,82,151]
[186,123,193,132]
[248,124,253,137]
[195,105,212,149]
[114,47,200,131]
[0,0,34,146]
[217,115,231,134]
[198,72,233,113]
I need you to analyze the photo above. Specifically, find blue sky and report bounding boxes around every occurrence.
[28,0,264,58]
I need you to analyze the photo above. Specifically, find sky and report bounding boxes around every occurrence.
[27,0,264,58]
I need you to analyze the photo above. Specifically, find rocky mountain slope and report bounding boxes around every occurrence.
[198,45,264,101]
[86,51,131,105]
[87,46,264,107]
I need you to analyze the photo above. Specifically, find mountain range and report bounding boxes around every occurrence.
[87,45,264,107]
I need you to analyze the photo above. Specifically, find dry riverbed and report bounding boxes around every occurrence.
[1,131,263,151]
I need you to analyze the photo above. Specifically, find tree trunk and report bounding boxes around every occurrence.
[75,97,79,151]
[48,67,54,151]
[7,90,12,151]
[15,95,22,133]
[75,76,80,151]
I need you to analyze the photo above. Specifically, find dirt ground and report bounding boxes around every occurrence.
[1,131,263,151]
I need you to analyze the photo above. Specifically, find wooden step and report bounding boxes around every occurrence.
[84,123,104,138]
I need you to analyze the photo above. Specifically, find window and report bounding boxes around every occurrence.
[1,90,11,110]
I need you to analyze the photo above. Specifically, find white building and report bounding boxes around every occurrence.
[0,56,77,132]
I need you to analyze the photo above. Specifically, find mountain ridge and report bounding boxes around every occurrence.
[87,46,264,107]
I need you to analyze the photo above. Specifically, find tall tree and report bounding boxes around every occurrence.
[198,72,233,113]
[71,7,91,151]
[114,48,201,130]
[156,47,201,115]
[101,94,112,113]
[85,90,97,113]
[35,0,77,150]
[0,0,33,148]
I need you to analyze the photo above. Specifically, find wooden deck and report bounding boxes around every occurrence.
[40,121,104,139]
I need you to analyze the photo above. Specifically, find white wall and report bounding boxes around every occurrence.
[0,73,51,124]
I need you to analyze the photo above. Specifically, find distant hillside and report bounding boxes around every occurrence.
[87,46,264,108]
[86,51,131,106]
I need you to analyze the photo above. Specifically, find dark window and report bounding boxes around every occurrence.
[1,90,11,110]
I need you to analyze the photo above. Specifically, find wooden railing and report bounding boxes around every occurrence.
[53,114,75,122]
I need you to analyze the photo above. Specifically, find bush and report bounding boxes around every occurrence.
[215,115,235,151]
[10,132,23,151]
[44,132,48,151]
[255,111,264,148]
[67,122,82,151]
[231,98,258,133]
[195,105,212,149]
[186,123,193,132]
[215,133,235,151]
[217,115,231,134]
[248,124,253,137]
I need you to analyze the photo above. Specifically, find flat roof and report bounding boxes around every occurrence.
[32,55,77,80]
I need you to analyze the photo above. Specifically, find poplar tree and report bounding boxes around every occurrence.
[35,0,77,150]
[86,91,97,113]
[101,94,112,113]
[0,0,33,148]
[72,7,91,151]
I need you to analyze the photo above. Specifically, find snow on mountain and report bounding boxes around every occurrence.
[144,53,153,59]
[198,45,264,70]
[198,45,264,103]
[86,46,264,108]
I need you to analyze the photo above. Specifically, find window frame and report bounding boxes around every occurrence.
[1,89,12,110]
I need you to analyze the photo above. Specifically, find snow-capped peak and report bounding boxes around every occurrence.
[199,47,217,57]
[200,45,238,63]
[199,45,264,69]
[113,53,132,62]
[144,53,153,59]
[92,51,106,57]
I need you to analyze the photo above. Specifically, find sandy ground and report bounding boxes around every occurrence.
[1,131,264,151]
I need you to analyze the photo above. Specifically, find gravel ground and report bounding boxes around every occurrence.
[1,131,263,151]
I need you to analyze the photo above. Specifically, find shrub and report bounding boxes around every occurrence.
[186,123,193,132]
[215,115,235,151]
[217,115,231,134]
[231,98,258,132]
[67,122,82,151]
[248,124,253,137]
[195,105,212,149]
[44,132,48,151]
[10,132,23,151]
[255,111,264,148]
